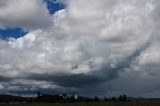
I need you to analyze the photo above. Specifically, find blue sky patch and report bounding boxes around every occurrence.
[0,28,28,40]
[44,0,65,14]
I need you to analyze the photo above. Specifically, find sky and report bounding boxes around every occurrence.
[0,0,160,98]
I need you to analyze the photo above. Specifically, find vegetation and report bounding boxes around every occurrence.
[0,102,160,106]
[0,93,159,106]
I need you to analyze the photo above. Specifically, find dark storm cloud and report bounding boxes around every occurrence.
[24,73,106,87]
[0,76,12,82]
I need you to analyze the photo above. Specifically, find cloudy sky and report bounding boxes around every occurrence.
[0,0,160,97]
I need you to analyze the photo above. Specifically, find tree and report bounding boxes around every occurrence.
[123,95,127,101]
[111,97,116,101]
[94,96,99,101]
[119,95,123,101]
[104,96,108,101]
[37,91,41,98]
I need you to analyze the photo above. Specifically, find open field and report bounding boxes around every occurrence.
[0,102,160,106]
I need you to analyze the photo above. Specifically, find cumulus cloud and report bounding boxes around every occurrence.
[0,0,52,30]
[0,0,160,97]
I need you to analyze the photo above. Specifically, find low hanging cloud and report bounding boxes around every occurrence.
[0,0,160,97]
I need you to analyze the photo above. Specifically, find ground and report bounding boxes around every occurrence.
[0,102,160,106]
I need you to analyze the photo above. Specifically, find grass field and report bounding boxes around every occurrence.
[0,102,160,106]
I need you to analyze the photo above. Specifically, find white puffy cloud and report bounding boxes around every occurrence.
[0,0,52,30]
[0,0,160,97]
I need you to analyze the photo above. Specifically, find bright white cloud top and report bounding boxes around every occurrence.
[0,0,160,97]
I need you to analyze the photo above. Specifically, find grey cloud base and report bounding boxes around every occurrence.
[0,0,160,97]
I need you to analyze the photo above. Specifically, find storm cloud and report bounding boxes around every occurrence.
[0,0,160,97]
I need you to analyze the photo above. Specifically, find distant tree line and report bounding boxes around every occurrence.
[0,92,128,103]
[35,92,127,103]
[103,95,127,102]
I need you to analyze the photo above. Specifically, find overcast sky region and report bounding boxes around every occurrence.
[0,0,160,97]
